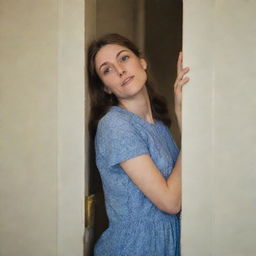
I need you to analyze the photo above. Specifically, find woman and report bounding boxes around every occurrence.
[87,33,190,256]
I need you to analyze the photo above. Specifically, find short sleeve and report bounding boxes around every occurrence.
[95,115,150,168]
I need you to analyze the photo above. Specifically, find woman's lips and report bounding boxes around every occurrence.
[121,76,134,86]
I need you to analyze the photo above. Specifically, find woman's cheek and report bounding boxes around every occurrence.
[102,76,113,86]
[103,77,119,89]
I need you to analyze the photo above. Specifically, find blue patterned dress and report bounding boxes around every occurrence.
[94,106,180,256]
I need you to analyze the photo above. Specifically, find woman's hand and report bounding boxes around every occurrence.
[173,51,190,113]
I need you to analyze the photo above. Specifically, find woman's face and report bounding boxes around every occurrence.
[95,44,147,100]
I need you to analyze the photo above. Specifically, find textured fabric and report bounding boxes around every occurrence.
[94,106,181,256]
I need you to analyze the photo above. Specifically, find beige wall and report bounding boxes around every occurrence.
[0,0,85,255]
[182,1,256,255]
[57,1,85,256]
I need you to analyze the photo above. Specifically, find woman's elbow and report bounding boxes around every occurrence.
[160,200,181,215]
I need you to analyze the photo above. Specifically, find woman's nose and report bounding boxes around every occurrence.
[116,65,126,77]
[118,70,126,77]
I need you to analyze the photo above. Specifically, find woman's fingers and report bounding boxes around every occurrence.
[178,66,190,81]
[177,51,189,81]
[174,66,190,90]
[180,76,190,88]
[173,52,190,112]
[174,77,190,92]
[177,51,183,75]
[174,51,190,98]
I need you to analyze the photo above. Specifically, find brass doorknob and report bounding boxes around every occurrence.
[85,194,95,228]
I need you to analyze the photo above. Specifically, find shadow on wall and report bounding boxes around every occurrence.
[88,135,109,249]
[145,0,182,148]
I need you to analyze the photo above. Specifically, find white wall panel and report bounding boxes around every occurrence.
[182,1,256,255]
[0,0,85,255]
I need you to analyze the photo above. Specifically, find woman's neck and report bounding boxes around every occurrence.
[118,86,155,124]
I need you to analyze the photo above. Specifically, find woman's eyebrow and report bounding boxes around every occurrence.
[116,49,128,58]
[99,50,129,72]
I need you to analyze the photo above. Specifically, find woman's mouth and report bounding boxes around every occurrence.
[121,76,134,86]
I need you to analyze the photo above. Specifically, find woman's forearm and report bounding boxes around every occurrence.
[166,149,182,213]
[163,110,182,213]
[175,109,182,132]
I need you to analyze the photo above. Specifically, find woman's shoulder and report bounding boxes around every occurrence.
[95,106,145,154]
[98,106,132,130]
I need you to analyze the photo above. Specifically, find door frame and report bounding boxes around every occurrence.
[57,0,85,255]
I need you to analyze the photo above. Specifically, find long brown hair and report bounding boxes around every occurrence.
[87,33,171,138]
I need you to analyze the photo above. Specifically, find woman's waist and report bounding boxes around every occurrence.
[108,210,180,226]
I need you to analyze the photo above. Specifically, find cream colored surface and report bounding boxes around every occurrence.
[182,1,256,255]
[57,1,85,256]
[0,0,84,255]
[85,0,97,196]
[84,1,96,255]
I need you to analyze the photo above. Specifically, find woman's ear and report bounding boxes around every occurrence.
[104,86,112,94]
[140,58,147,71]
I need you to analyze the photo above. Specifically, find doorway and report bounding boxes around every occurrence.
[85,0,182,254]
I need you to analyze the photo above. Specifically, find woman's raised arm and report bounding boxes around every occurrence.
[173,51,190,131]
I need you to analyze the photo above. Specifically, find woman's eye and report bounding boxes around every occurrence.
[103,67,111,74]
[121,55,129,62]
